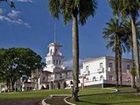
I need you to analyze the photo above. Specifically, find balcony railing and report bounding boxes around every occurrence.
[97,68,104,73]
[83,70,90,75]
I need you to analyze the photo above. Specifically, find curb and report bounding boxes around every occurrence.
[42,99,50,105]
[41,94,75,105]
[64,96,76,105]
[104,88,118,92]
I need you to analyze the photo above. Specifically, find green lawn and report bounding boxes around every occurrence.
[76,87,140,105]
[0,89,71,100]
[0,87,140,105]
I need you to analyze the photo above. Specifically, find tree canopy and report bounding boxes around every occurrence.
[0,48,42,91]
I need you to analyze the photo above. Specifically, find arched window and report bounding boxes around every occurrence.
[70,81,73,84]
[59,60,61,65]
[56,60,58,65]
[53,60,55,64]
[50,49,52,55]
[93,77,96,81]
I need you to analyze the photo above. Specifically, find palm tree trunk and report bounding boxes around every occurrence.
[71,8,79,101]
[118,46,122,86]
[115,35,119,88]
[131,16,140,93]
[132,75,136,88]
[131,41,135,67]
[131,41,136,88]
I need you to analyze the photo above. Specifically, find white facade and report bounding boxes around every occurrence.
[80,56,132,87]
[38,42,72,90]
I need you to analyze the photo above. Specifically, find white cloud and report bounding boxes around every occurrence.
[7,10,20,19]
[0,10,31,28]
[16,0,33,3]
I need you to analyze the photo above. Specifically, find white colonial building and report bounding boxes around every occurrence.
[33,42,133,90]
[80,56,132,87]
[0,43,134,93]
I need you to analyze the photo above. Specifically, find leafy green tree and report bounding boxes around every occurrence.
[0,48,42,91]
[48,0,97,101]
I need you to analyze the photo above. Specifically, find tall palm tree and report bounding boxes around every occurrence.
[123,19,140,88]
[120,0,140,92]
[107,0,123,87]
[48,0,97,101]
[103,18,127,87]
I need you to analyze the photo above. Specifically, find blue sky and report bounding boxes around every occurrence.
[0,0,131,63]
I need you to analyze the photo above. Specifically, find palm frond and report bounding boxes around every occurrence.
[79,0,97,25]
[49,0,60,18]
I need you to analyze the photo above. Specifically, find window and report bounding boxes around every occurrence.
[93,77,96,81]
[43,77,45,81]
[59,60,61,65]
[86,66,89,71]
[48,60,51,65]
[109,62,113,68]
[127,77,131,82]
[86,78,89,81]
[100,75,104,80]
[50,49,52,55]
[60,74,62,79]
[127,64,130,70]
[70,81,73,84]
[109,75,113,80]
[56,60,58,65]
[100,63,103,68]
[53,60,55,64]
[55,49,57,53]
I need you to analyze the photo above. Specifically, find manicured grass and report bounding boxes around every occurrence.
[0,89,71,100]
[76,87,140,105]
[0,87,140,105]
